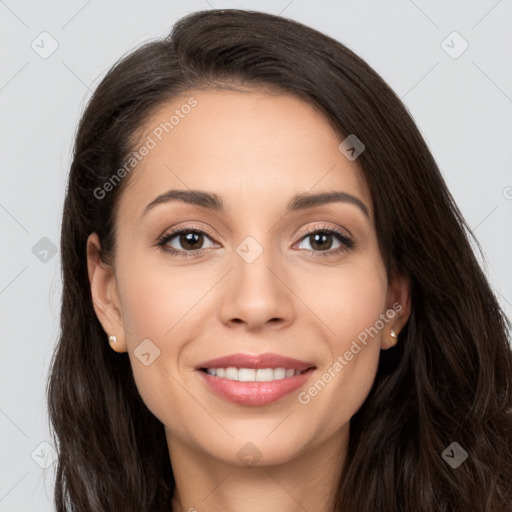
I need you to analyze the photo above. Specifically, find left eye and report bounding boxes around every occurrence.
[296,230,344,252]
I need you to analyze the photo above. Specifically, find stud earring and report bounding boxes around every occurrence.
[390,329,398,346]
[109,335,117,344]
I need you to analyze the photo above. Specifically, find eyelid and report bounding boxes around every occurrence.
[155,222,217,243]
[155,223,219,251]
[156,222,354,257]
[157,222,350,242]
[296,223,352,241]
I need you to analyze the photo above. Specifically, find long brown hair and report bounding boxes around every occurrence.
[47,8,512,511]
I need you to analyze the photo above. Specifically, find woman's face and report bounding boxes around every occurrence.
[88,89,409,469]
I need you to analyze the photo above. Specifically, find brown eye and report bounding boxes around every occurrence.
[306,232,335,251]
[295,226,354,258]
[157,227,217,257]
[176,232,204,251]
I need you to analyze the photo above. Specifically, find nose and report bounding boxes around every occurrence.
[218,243,295,332]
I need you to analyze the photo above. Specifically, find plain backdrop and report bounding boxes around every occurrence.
[1,1,511,510]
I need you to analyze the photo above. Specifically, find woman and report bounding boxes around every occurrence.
[47,8,512,511]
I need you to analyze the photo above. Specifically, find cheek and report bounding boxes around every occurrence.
[118,279,169,343]
[304,259,386,408]
[114,255,197,429]
[313,258,388,347]
[336,281,386,345]
[114,250,207,406]
[116,252,199,343]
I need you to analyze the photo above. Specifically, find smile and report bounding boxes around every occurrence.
[200,367,308,381]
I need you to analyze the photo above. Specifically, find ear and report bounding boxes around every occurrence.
[86,233,127,353]
[381,272,411,350]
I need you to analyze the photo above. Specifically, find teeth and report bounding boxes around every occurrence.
[225,367,238,380]
[273,367,286,380]
[256,368,274,381]
[204,366,306,381]
[238,368,256,382]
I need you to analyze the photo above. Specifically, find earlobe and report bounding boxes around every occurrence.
[86,233,127,353]
[381,272,412,350]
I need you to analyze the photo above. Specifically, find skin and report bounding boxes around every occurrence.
[87,89,411,512]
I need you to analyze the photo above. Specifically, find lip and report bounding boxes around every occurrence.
[195,352,317,406]
[195,352,315,372]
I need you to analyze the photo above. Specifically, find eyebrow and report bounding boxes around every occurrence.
[142,189,370,219]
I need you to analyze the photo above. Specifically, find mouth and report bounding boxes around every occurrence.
[195,353,317,406]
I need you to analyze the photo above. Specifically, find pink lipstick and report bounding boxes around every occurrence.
[195,353,316,406]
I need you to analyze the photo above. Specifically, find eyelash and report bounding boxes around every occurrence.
[156,223,355,259]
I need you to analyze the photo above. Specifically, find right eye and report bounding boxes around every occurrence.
[157,227,218,257]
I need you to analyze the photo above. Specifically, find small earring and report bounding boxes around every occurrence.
[109,335,117,344]
[390,329,398,346]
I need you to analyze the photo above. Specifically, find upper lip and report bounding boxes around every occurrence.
[196,353,316,371]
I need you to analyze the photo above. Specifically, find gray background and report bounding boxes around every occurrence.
[1,1,511,510]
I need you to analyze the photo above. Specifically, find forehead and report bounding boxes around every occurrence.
[118,89,372,221]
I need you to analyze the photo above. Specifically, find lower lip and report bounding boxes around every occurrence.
[196,368,316,406]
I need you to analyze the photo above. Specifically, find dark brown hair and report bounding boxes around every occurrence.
[47,8,512,511]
